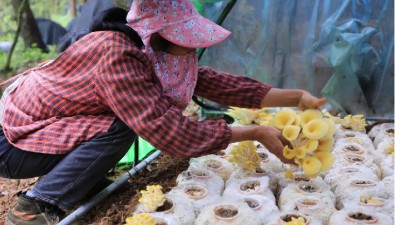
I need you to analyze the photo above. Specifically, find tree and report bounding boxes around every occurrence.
[11,0,47,52]
[4,0,27,71]
[69,0,77,17]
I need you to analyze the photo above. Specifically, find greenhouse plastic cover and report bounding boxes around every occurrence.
[196,0,394,118]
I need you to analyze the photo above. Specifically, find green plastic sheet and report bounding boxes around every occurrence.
[198,0,394,118]
[118,137,155,164]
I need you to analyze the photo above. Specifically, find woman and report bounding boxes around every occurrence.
[1,1,326,224]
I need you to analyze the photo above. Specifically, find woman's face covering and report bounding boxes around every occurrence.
[150,33,196,56]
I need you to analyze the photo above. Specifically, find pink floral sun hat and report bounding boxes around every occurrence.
[126,0,231,48]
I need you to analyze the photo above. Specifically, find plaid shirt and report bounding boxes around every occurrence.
[2,31,271,157]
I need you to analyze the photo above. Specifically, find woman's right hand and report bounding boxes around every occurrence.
[254,125,295,164]
[230,125,295,164]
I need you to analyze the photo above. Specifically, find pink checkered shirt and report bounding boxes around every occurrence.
[1,31,271,157]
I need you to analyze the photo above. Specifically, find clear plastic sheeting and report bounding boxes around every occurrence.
[197,0,394,117]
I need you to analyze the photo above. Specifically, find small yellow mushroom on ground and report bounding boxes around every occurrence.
[125,213,157,225]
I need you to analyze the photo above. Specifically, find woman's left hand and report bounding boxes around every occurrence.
[298,90,327,110]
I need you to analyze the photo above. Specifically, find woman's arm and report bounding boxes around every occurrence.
[261,88,327,110]
[194,67,271,109]
[195,67,326,110]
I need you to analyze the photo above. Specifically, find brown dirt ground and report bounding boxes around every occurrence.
[0,154,190,225]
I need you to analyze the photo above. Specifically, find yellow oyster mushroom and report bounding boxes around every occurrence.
[302,118,329,140]
[282,125,301,141]
[351,115,367,131]
[228,141,261,170]
[385,145,394,154]
[125,213,157,225]
[139,185,166,212]
[292,115,301,126]
[305,172,319,178]
[226,107,256,125]
[285,216,306,225]
[254,108,274,124]
[273,109,297,129]
[285,170,293,178]
[323,118,336,139]
[300,109,322,127]
[295,147,307,159]
[302,156,322,176]
[341,114,367,131]
[360,194,372,203]
[313,151,334,172]
[259,119,271,125]
[368,198,384,204]
[302,139,319,153]
[322,109,343,124]
[283,145,296,160]
[316,137,334,152]
[294,158,304,166]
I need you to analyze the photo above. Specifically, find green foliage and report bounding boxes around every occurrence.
[30,0,72,27]
[0,0,73,37]
[0,0,68,74]
[1,43,59,76]
[51,13,73,28]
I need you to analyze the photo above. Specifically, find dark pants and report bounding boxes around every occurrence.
[0,118,136,209]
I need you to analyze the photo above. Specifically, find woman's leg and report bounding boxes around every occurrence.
[1,118,135,209]
[0,127,65,179]
[29,118,136,209]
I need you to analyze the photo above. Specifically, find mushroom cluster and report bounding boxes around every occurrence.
[271,109,336,178]
[227,141,261,171]
[124,108,393,225]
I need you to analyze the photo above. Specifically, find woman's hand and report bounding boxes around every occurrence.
[230,125,295,164]
[254,125,295,164]
[298,90,327,110]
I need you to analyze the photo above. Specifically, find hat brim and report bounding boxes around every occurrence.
[158,16,231,49]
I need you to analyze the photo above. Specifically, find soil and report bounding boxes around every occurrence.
[299,184,319,193]
[244,199,259,209]
[0,155,190,225]
[214,206,238,218]
[345,155,365,162]
[293,175,310,182]
[204,159,222,169]
[240,181,260,192]
[344,145,360,152]
[155,199,174,213]
[258,152,269,161]
[185,186,206,198]
[349,212,374,221]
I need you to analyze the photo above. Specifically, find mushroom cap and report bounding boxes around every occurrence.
[303,156,322,176]
[302,118,329,140]
[316,137,334,152]
[314,151,334,172]
[301,109,323,127]
[273,109,297,129]
[282,125,301,141]
[125,213,157,225]
[283,145,296,160]
[303,139,319,153]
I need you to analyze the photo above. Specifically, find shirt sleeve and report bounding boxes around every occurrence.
[94,33,231,158]
[194,66,272,109]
